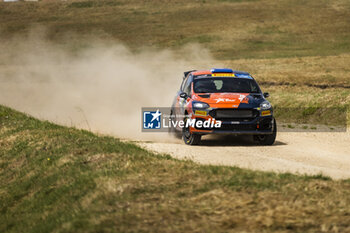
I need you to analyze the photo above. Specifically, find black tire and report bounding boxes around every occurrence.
[182,117,201,145]
[256,118,277,145]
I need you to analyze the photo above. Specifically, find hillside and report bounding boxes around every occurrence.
[1,0,350,60]
[1,105,350,232]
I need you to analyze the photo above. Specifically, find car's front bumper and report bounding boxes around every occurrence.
[189,110,274,135]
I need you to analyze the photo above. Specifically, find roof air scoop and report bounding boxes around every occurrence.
[210,68,233,73]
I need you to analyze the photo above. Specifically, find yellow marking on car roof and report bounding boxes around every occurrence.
[211,73,235,77]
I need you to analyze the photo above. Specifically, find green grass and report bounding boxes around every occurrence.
[0,0,350,60]
[263,85,350,126]
[1,105,350,232]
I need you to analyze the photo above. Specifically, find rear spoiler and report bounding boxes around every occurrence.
[183,70,197,79]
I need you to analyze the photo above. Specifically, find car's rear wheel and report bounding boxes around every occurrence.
[255,118,277,145]
[183,117,201,145]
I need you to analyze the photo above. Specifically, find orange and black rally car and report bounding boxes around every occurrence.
[170,68,276,145]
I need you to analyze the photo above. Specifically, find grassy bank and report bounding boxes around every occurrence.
[1,105,350,232]
[265,86,350,126]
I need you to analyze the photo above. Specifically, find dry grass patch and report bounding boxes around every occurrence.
[0,0,349,59]
[260,85,350,125]
[224,53,350,87]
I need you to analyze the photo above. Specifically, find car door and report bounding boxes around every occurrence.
[178,75,192,117]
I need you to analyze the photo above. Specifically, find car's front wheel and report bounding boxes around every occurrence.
[182,117,201,145]
[255,118,277,145]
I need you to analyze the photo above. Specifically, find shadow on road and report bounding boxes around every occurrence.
[200,135,287,147]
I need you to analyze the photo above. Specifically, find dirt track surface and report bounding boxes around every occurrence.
[139,132,350,179]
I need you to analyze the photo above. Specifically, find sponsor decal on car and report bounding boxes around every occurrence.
[261,110,271,116]
[194,110,208,116]
[215,94,249,104]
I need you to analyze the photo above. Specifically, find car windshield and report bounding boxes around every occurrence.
[193,78,261,93]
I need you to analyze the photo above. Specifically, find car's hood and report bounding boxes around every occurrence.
[192,93,264,109]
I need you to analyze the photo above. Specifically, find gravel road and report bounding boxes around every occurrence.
[139,132,350,179]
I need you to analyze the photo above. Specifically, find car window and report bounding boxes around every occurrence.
[183,76,192,95]
[249,81,259,93]
[181,76,189,91]
[194,78,260,93]
[213,80,223,90]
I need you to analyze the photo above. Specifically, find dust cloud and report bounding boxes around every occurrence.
[0,31,221,141]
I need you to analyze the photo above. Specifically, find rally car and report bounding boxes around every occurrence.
[170,68,277,145]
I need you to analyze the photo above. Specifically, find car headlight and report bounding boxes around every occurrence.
[260,101,271,110]
[193,101,210,109]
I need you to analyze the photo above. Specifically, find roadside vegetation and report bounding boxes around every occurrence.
[1,105,350,233]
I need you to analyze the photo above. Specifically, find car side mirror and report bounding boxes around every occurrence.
[180,92,188,99]
[263,92,270,98]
